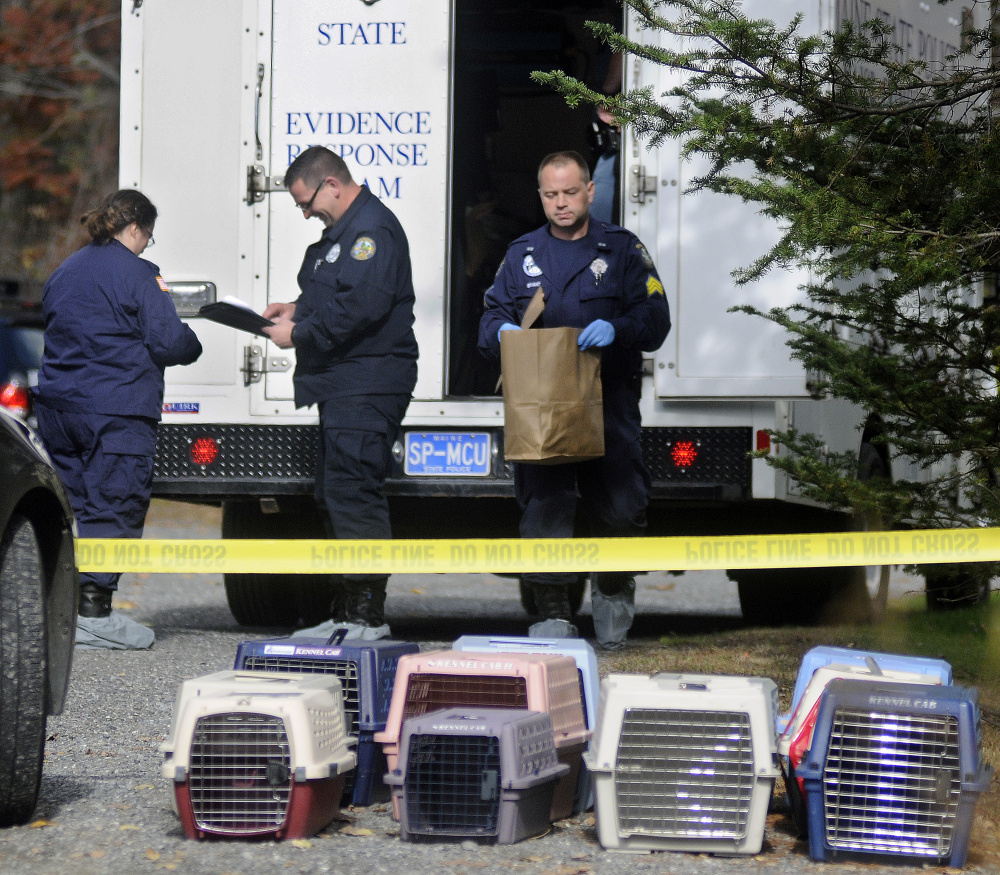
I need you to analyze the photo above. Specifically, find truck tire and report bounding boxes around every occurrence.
[0,515,48,826]
[295,576,338,627]
[823,443,891,624]
[734,443,890,626]
[518,576,587,617]
[924,564,991,611]
[735,570,827,626]
[221,501,300,627]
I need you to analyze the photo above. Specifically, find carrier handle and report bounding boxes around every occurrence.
[325,628,349,646]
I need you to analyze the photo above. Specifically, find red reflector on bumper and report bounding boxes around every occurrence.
[189,437,219,466]
[671,440,698,467]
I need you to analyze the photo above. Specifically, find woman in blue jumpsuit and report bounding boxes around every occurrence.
[34,190,202,648]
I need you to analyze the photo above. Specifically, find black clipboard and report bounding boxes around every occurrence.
[198,301,274,337]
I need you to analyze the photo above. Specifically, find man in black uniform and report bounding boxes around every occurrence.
[479,151,670,649]
[264,147,418,638]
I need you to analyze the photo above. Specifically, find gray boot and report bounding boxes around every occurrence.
[591,575,636,650]
[528,618,578,638]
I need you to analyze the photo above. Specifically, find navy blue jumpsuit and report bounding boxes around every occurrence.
[35,239,202,594]
[290,186,418,618]
[479,220,670,599]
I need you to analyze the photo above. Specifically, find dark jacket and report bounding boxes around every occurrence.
[478,220,670,385]
[291,186,419,407]
[36,240,202,419]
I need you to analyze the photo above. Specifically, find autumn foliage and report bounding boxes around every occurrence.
[0,0,119,279]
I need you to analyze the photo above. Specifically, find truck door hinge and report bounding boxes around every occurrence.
[629,165,658,204]
[245,165,286,205]
[242,345,292,386]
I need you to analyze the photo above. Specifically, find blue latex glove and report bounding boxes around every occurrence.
[498,322,520,343]
[578,319,615,350]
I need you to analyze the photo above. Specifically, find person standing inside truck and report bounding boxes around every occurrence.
[264,146,418,640]
[478,151,670,650]
[34,189,203,650]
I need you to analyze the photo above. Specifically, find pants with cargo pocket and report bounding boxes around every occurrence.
[35,403,157,593]
[514,377,648,645]
[314,395,409,621]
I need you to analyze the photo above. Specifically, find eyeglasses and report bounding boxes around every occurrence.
[296,181,325,213]
[145,233,155,248]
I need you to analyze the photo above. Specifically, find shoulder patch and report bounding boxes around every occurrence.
[522,254,543,277]
[646,275,664,297]
[155,275,169,292]
[350,236,376,260]
[636,242,654,269]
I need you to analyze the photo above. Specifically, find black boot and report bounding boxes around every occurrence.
[79,583,113,619]
[530,583,571,620]
[341,580,388,627]
[528,583,577,639]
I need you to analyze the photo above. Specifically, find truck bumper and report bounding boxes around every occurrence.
[152,424,751,502]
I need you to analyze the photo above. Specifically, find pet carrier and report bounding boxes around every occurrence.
[386,708,569,844]
[799,678,992,867]
[778,661,943,836]
[234,632,419,805]
[777,645,953,733]
[374,649,589,821]
[161,671,356,840]
[452,634,598,812]
[586,673,780,854]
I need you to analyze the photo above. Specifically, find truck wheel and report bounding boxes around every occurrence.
[222,501,300,627]
[518,576,587,617]
[0,515,48,826]
[295,576,338,627]
[518,580,536,615]
[734,570,827,626]
[823,443,891,624]
[924,564,991,611]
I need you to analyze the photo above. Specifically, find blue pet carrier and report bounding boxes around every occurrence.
[799,679,992,867]
[778,645,952,733]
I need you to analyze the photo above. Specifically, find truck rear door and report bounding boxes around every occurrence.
[622,1,814,400]
[255,0,452,415]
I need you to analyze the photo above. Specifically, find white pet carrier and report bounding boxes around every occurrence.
[587,673,779,854]
[161,671,356,840]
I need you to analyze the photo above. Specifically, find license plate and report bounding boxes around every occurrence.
[404,432,492,477]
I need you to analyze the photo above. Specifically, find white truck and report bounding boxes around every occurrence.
[120,0,976,625]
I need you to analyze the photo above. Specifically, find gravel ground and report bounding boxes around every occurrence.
[0,501,983,875]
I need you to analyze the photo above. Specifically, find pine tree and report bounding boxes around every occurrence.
[537,0,1000,536]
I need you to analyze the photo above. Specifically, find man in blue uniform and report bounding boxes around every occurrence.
[479,151,670,649]
[264,147,418,638]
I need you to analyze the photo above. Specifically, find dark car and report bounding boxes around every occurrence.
[0,309,44,427]
[0,406,77,825]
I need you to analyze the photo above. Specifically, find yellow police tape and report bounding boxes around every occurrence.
[75,527,997,574]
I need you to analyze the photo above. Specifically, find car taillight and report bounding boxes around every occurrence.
[189,436,219,466]
[670,440,698,468]
[0,381,30,418]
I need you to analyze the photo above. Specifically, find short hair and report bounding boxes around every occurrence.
[81,189,157,245]
[285,146,352,190]
[537,151,591,186]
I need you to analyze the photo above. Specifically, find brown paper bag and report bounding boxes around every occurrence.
[499,289,604,464]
